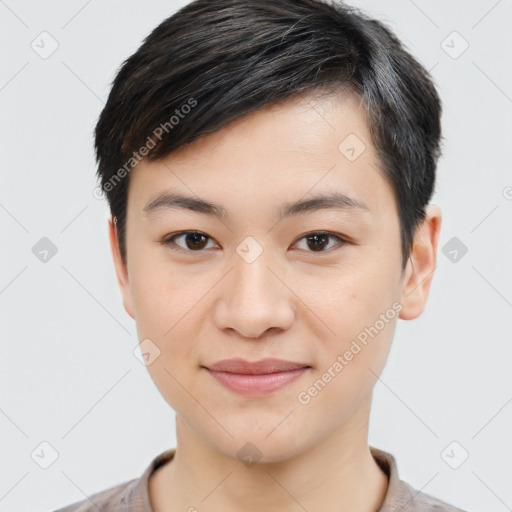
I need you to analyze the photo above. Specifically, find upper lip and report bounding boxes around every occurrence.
[204,358,310,375]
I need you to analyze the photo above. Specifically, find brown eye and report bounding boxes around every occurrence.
[163,231,216,252]
[294,231,347,253]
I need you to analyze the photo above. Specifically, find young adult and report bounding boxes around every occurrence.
[55,1,465,510]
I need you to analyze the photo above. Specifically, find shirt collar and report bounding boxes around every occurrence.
[123,445,420,512]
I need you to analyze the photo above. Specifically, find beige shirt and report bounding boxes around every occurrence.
[53,446,466,512]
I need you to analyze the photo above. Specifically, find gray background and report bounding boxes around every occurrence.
[1,1,511,511]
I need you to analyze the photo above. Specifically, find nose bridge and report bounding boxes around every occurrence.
[234,247,277,301]
[231,234,278,295]
[214,239,295,338]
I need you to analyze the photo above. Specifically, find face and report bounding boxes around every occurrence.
[109,89,440,463]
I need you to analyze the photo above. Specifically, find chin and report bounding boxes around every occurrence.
[208,423,312,466]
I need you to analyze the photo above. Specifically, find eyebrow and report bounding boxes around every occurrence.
[143,191,370,221]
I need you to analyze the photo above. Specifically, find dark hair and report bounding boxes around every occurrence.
[94,0,442,270]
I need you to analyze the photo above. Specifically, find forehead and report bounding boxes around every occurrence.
[127,89,396,222]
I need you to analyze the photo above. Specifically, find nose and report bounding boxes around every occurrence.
[212,250,296,339]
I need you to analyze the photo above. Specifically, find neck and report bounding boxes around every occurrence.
[149,398,388,512]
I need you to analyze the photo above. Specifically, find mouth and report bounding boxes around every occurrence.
[201,358,311,397]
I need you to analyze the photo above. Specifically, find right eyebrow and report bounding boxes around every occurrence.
[143,193,229,221]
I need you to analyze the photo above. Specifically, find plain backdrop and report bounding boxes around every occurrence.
[1,1,511,511]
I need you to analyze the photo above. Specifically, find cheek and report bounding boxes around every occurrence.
[129,252,203,336]
[303,260,399,327]
[299,259,400,372]
[131,272,203,412]
[128,261,206,397]
[297,287,397,427]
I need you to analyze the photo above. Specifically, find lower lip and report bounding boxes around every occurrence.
[204,367,309,397]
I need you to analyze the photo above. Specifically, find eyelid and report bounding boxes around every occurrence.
[291,231,349,252]
[161,230,219,253]
[162,230,349,254]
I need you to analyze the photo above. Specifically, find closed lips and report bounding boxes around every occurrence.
[203,358,311,397]
[203,358,311,375]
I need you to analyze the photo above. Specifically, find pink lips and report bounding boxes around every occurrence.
[203,358,310,397]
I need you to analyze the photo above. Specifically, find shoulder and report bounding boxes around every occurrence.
[399,479,469,512]
[50,448,176,512]
[51,478,136,512]
[370,446,469,512]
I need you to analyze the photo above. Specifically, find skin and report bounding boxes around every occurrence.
[108,89,442,512]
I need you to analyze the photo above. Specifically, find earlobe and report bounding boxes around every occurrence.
[399,205,442,321]
[108,217,136,320]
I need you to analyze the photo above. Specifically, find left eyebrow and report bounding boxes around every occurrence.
[278,192,370,218]
[142,191,370,221]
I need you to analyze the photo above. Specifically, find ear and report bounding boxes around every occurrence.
[399,204,442,320]
[108,217,136,319]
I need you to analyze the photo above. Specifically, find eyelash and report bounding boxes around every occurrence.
[160,230,349,255]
